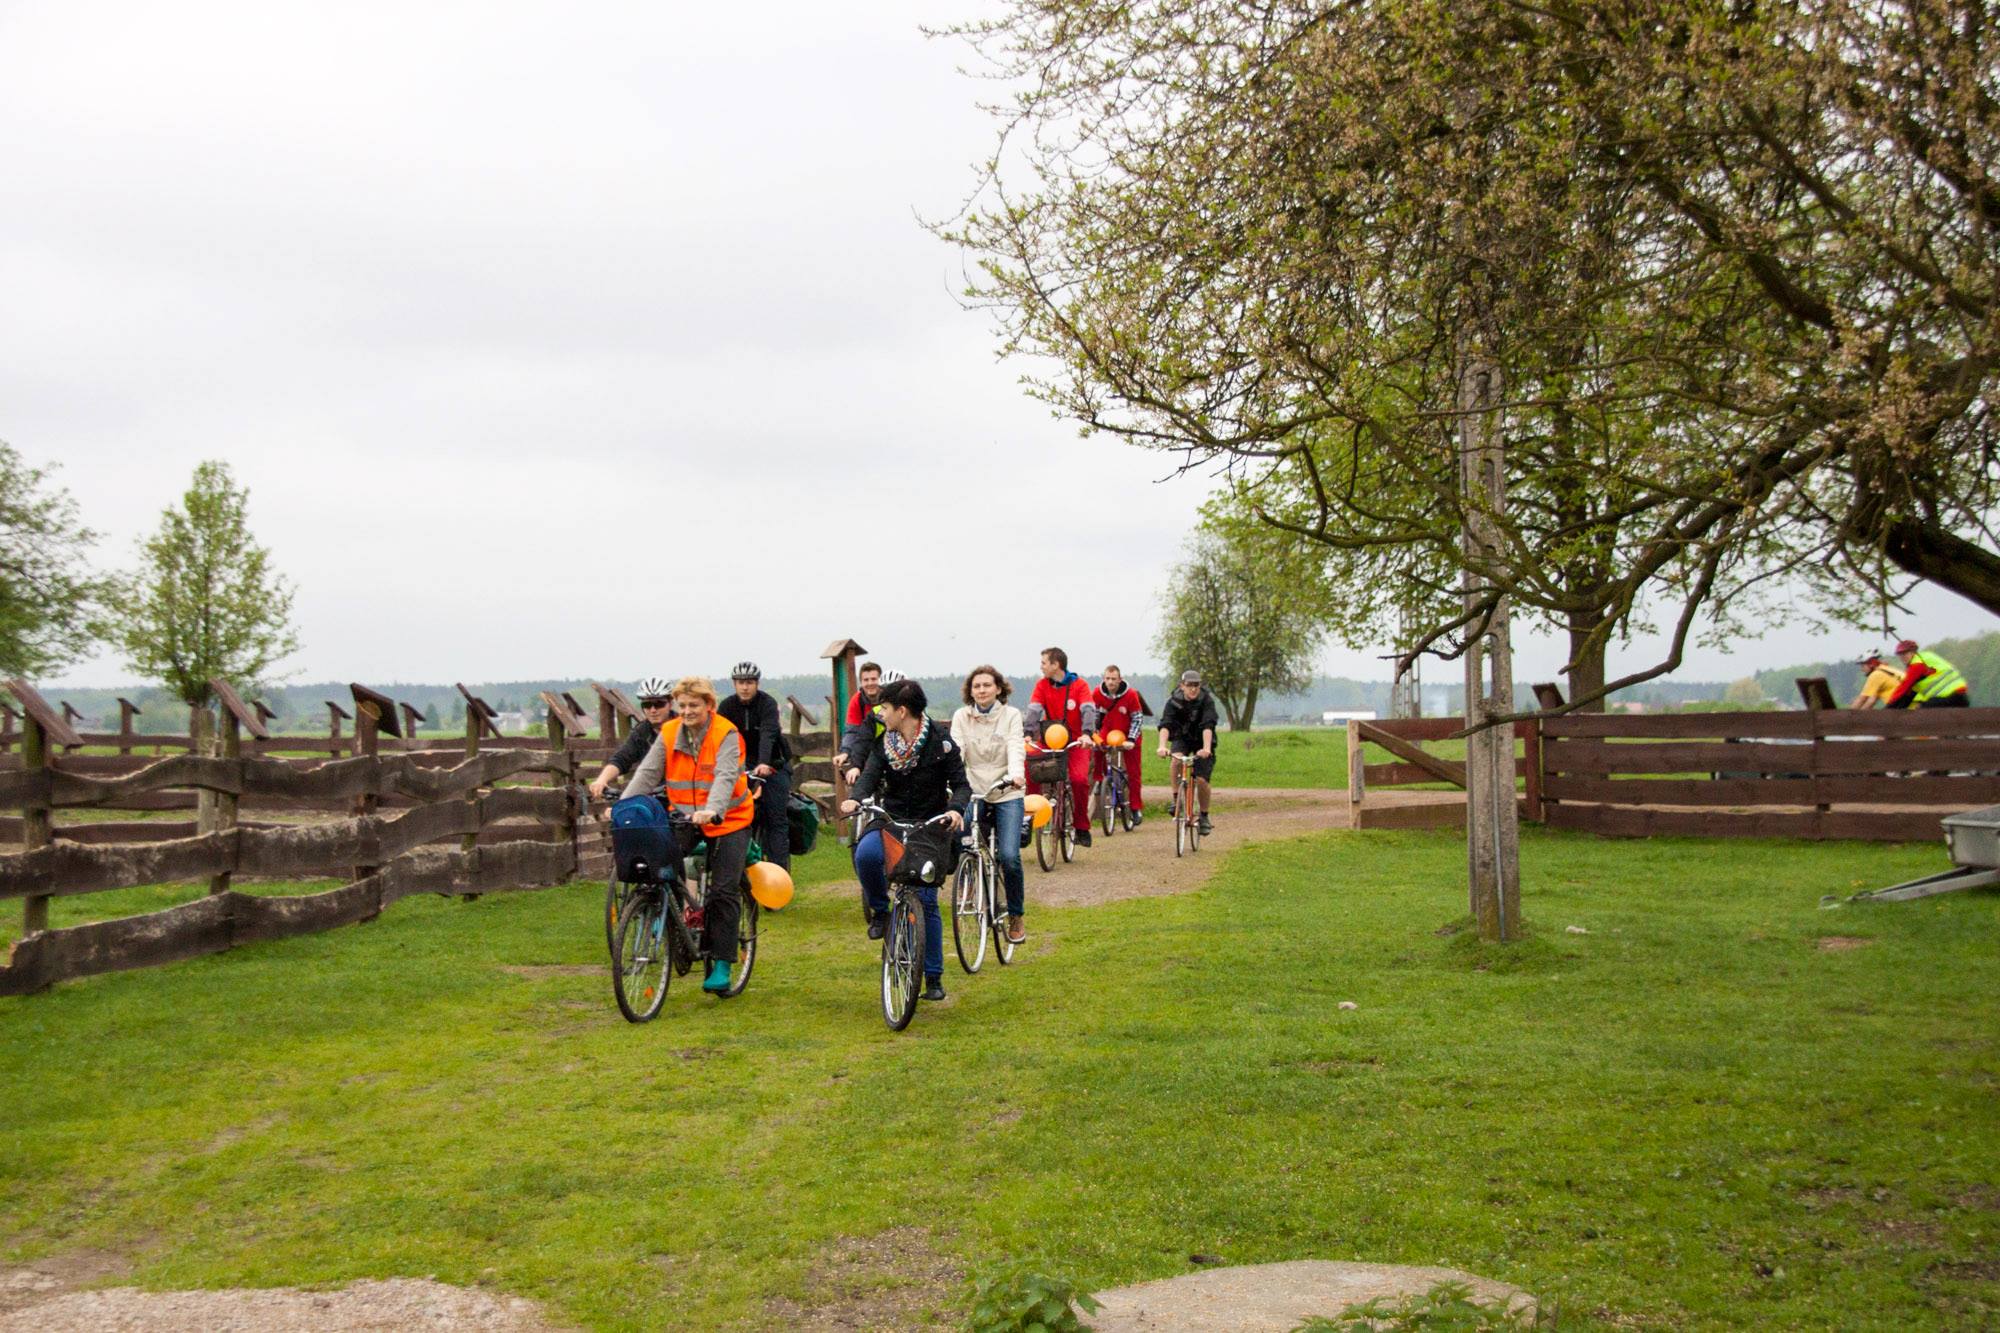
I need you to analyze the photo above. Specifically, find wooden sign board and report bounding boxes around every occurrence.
[209,678,272,740]
[539,691,590,738]
[1532,682,1568,711]
[326,700,353,721]
[251,699,276,723]
[1796,677,1838,711]
[456,683,504,739]
[350,683,403,738]
[6,680,83,748]
[591,681,641,722]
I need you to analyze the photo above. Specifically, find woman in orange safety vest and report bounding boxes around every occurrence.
[624,675,757,994]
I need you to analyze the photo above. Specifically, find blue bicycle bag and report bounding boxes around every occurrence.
[610,795,683,883]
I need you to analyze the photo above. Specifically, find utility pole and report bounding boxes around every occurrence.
[1459,346,1521,942]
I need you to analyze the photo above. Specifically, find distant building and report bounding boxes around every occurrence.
[1321,710,1379,725]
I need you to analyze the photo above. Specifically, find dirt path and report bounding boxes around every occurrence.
[806,786,1460,911]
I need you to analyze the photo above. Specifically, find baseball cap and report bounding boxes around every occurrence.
[1180,670,1202,685]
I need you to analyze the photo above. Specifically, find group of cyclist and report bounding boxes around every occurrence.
[836,648,1220,1002]
[589,651,1221,1004]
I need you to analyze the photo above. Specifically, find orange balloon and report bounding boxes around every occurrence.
[746,861,793,910]
[1023,794,1053,828]
[1105,729,1126,748]
[1044,723,1070,750]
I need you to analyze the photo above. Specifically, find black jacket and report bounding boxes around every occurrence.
[718,689,789,769]
[852,722,970,823]
[1159,688,1219,751]
[607,718,658,777]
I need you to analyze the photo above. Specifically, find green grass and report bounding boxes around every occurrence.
[1137,725,1479,791]
[3,827,1996,1329]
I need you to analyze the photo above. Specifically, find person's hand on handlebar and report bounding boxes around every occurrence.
[693,809,721,827]
[1197,746,1212,759]
[945,810,964,832]
[1156,742,1170,758]
[839,798,859,815]
[754,763,774,778]
[588,773,613,799]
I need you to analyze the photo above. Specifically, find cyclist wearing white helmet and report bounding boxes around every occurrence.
[718,660,793,869]
[587,674,675,800]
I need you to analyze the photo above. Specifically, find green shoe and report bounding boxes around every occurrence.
[702,960,732,994]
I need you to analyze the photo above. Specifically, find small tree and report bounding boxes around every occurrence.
[1723,677,1766,707]
[0,442,111,678]
[1153,525,1324,730]
[423,702,441,731]
[113,461,299,722]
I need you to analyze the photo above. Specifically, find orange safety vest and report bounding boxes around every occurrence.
[659,715,756,836]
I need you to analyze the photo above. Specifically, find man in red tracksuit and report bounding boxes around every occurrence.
[1029,646,1098,846]
[1093,664,1149,823]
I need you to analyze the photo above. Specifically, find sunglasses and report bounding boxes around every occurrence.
[639,699,671,709]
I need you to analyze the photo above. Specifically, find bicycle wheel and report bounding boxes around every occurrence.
[1188,779,1203,852]
[612,892,671,1023]
[724,884,758,997]
[1173,786,1187,858]
[604,875,631,958]
[951,855,987,973]
[881,887,923,1031]
[1059,785,1076,862]
[988,853,1016,966]
[1097,777,1114,837]
[1034,809,1055,872]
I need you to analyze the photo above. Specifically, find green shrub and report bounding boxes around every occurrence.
[966,1263,1102,1332]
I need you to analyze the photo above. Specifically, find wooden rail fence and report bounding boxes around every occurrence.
[1349,707,2000,842]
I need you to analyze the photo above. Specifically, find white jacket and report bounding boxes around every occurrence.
[950,702,1025,801]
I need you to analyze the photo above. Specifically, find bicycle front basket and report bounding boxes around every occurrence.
[888,822,957,887]
[1025,749,1067,785]
[610,795,685,883]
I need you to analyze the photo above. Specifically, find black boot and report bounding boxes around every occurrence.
[867,911,887,941]
[923,977,947,1002]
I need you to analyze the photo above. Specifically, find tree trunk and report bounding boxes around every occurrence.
[1566,611,1609,712]
[1239,683,1259,731]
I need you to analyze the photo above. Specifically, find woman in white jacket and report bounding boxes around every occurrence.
[950,664,1029,943]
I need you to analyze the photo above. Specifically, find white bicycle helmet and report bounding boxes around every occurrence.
[881,669,906,685]
[635,676,672,703]
[730,660,761,681]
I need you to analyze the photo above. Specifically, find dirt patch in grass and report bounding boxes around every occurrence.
[0,1272,562,1331]
[1816,936,1873,952]
[500,964,599,978]
[763,1227,963,1331]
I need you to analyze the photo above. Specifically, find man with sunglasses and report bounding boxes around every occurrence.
[587,675,676,801]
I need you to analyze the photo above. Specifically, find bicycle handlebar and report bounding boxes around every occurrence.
[849,799,959,831]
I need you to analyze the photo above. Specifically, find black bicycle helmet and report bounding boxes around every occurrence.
[730,660,761,681]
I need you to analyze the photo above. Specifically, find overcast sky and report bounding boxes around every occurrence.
[7,1,1982,690]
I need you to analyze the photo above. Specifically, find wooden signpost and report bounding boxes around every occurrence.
[822,637,865,839]
[207,679,269,896]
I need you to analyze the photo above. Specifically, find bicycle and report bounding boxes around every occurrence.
[852,799,959,1031]
[1090,737,1139,838]
[1167,752,1204,857]
[952,781,1020,973]
[1027,738,1084,872]
[603,790,762,1018]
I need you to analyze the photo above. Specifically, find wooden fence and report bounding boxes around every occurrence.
[1345,717,1539,830]
[1349,707,2000,842]
[1,675,840,994]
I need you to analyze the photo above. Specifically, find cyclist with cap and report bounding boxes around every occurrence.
[1157,669,1219,835]
[1848,651,1905,710]
[719,661,793,870]
[1884,639,1971,709]
[587,675,675,800]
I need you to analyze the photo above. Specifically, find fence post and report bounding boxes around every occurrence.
[461,693,483,899]
[1346,719,1366,827]
[192,701,218,840]
[209,704,241,896]
[117,698,140,755]
[327,701,350,756]
[353,704,380,880]
[547,702,577,878]
[21,714,50,936]
[1521,719,1544,824]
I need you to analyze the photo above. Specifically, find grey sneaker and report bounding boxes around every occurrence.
[1197,814,1214,835]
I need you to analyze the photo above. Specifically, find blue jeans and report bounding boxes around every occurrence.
[854,829,944,979]
[972,798,1026,918]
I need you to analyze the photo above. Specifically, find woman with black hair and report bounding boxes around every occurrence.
[841,678,969,1001]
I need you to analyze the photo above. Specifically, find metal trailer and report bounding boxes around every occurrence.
[1824,805,2000,906]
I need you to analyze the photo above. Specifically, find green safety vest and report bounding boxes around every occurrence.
[1911,651,1968,701]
